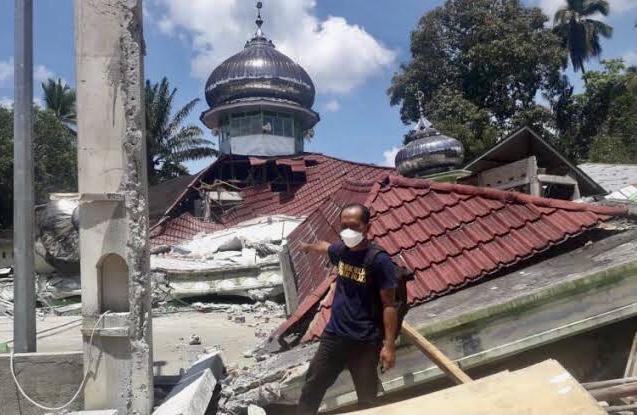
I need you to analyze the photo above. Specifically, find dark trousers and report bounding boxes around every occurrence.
[297,332,382,415]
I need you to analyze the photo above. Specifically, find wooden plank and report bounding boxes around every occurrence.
[345,360,604,415]
[624,332,637,378]
[279,245,299,315]
[401,321,472,385]
[583,377,637,390]
[537,174,578,186]
[589,383,637,401]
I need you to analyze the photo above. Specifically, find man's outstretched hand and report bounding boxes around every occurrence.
[298,240,330,253]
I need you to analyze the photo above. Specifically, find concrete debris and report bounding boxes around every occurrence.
[247,404,267,415]
[215,346,315,415]
[53,302,83,316]
[0,267,11,278]
[218,236,244,252]
[152,368,216,415]
[151,245,172,255]
[189,334,202,345]
[234,315,247,324]
[243,350,254,358]
[0,297,12,316]
[153,352,226,415]
[46,411,118,415]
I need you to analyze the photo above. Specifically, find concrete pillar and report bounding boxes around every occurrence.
[74,1,153,414]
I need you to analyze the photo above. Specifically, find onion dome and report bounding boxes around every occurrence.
[201,2,319,133]
[204,6,315,110]
[395,92,464,177]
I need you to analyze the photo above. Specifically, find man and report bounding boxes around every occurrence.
[297,203,398,415]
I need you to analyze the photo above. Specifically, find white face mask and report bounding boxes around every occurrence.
[340,228,364,248]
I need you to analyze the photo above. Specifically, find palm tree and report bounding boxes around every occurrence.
[553,0,613,75]
[41,78,76,124]
[145,77,217,185]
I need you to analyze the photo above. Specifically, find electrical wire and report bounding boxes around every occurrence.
[9,310,110,411]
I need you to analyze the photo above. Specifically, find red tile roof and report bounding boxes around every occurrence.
[149,154,391,245]
[270,174,627,343]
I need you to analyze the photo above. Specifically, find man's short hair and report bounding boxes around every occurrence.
[341,203,371,224]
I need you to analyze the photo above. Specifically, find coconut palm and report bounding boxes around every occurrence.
[145,77,217,185]
[553,0,613,74]
[41,78,76,124]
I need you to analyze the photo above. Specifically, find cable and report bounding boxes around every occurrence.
[9,310,110,411]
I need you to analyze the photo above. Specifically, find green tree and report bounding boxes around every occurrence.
[553,0,613,75]
[0,106,78,228]
[388,0,565,160]
[42,78,76,124]
[554,59,637,162]
[145,77,217,185]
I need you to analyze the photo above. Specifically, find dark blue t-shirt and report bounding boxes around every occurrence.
[324,242,397,341]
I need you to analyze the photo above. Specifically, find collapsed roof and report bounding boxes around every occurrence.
[150,153,391,246]
[270,174,627,345]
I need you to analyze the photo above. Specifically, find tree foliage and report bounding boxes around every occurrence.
[42,78,76,124]
[388,0,565,160]
[0,107,77,228]
[145,77,217,185]
[553,60,637,163]
[553,0,613,74]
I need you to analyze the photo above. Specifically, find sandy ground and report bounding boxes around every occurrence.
[0,307,285,376]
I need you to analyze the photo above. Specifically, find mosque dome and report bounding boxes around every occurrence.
[204,9,315,110]
[395,92,464,177]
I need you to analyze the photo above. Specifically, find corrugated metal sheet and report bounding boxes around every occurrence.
[269,174,626,343]
[578,163,637,193]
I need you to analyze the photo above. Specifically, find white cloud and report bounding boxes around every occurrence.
[158,15,175,35]
[623,49,637,66]
[537,0,634,23]
[382,146,401,167]
[324,99,340,112]
[0,97,44,109]
[0,57,13,83]
[155,0,396,94]
[33,97,44,108]
[34,65,55,83]
[0,97,12,109]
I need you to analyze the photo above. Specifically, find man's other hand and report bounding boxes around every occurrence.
[380,344,396,373]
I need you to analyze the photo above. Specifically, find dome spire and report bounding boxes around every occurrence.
[255,1,264,38]
[415,90,433,130]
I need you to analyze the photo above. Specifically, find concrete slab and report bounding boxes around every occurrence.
[170,352,224,398]
[152,368,216,415]
[0,351,83,415]
[48,411,118,415]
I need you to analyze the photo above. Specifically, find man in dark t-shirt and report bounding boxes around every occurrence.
[296,203,398,415]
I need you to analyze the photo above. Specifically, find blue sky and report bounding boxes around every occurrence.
[0,0,635,174]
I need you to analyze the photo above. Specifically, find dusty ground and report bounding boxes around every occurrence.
[0,305,286,375]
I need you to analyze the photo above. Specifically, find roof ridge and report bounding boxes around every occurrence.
[387,174,627,216]
[311,152,395,170]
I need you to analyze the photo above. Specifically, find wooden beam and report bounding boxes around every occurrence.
[537,174,578,186]
[583,377,637,390]
[589,383,637,401]
[401,321,472,385]
[279,245,299,316]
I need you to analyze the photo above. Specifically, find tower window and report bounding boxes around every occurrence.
[221,111,296,140]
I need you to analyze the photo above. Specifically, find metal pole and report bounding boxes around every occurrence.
[13,0,36,353]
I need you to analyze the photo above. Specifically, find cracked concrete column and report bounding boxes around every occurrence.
[74,1,153,413]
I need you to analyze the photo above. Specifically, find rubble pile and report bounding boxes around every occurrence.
[149,216,303,301]
[215,345,317,415]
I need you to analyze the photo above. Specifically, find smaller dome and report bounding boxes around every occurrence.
[395,117,464,177]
